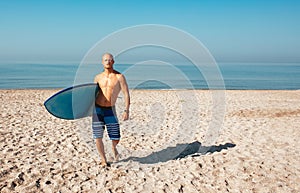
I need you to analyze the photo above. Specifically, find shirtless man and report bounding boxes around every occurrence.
[93,53,130,167]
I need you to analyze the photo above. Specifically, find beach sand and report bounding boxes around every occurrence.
[0,89,299,192]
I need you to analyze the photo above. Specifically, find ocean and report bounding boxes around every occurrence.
[0,63,299,90]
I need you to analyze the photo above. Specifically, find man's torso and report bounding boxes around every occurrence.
[95,71,122,107]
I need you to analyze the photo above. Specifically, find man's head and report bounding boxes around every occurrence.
[102,53,114,69]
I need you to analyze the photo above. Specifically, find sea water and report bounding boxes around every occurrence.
[0,62,299,90]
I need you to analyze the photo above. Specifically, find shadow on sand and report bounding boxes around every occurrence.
[120,141,236,164]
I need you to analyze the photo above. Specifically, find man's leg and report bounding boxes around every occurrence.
[105,107,120,162]
[95,138,107,166]
[112,140,119,161]
[92,106,108,166]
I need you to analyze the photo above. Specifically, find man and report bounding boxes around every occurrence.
[93,53,130,167]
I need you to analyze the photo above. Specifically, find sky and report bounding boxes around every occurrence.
[0,0,300,63]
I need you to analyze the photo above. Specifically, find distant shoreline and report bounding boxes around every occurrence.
[1,63,300,90]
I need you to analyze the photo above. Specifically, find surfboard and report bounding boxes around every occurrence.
[44,83,99,120]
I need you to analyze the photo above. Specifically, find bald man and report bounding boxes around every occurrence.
[93,53,130,167]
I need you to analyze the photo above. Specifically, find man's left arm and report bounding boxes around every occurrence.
[119,74,130,120]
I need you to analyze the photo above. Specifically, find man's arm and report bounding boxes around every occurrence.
[119,74,130,120]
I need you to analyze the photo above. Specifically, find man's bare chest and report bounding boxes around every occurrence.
[99,75,120,88]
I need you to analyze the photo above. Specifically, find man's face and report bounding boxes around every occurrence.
[102,54,114,69]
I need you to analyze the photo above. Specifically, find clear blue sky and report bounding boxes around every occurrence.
[0,0,299,63]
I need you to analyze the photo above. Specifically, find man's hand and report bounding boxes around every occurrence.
[123,111,129,121]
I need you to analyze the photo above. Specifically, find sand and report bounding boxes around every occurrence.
[0,89,300,192]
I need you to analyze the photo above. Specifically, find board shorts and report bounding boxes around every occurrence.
[92,105,120,140]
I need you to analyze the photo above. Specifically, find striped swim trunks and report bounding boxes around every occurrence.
[92,105,120,140]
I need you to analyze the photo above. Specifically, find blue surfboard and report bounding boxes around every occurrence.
[44,83,99,120]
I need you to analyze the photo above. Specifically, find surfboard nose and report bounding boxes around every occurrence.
[44,83,99,120]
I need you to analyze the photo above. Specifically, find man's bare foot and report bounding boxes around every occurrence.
[114,153,120,162]
[100,161,108,168]
[113,148,119,162]
[100,160,112,168]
